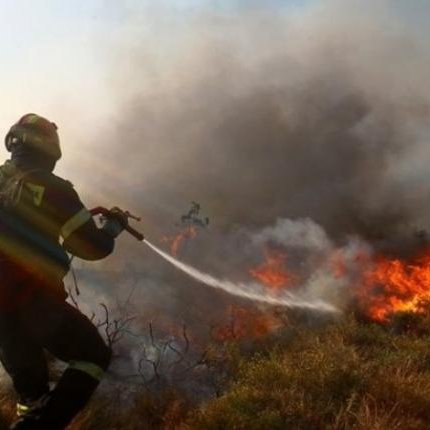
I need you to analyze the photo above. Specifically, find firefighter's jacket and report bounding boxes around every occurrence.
[0,160,114,284]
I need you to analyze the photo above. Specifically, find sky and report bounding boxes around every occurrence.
[0,0,311,181]
[2,0,427,216]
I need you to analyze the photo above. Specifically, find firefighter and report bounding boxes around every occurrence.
[0,114,126,429]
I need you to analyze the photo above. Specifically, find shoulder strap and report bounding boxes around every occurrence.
[0,168,42,208]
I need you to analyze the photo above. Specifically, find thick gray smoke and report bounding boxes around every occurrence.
[91,0,430,250]
[68,0,430,359]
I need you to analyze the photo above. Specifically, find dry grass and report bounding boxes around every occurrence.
[182,316,430,430]
[2,313,430,429]
[70,390,188,430]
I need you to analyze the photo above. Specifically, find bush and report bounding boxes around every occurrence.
[183,317,430,430]
[2,313,430,429]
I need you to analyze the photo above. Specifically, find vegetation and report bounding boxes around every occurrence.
[2,311,430,429]
[184,316,430,430]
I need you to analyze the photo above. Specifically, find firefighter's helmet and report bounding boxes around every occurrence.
[5,113,61,161]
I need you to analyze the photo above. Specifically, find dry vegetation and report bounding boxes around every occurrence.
[2,309,430,429]
[183,315,430,430]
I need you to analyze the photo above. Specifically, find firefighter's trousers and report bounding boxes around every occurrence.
[0,289,111,429]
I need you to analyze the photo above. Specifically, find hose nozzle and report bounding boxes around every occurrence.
[90,206,144,241]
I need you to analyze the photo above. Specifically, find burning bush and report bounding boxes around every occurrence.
[355,249,430,323]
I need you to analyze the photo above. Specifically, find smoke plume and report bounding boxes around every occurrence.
[85,1,430,246]
[69,0,430,355]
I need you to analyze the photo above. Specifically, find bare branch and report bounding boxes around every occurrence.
[149,322,156,348]
[182,323,190,354]
[65,285,80,310]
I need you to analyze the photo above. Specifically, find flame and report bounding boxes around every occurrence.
[357,250,430,322]
[249,248,297,291]
[208,249,294,341]
[329,250,348,279]
[213,305,283,341]
[161,226,198,256]
[161,225,430,328]
[248,245,430,324]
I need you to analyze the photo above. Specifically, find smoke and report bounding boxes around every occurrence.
[85,0,430,252]
[253,218,332,252]
[64,0,430,375]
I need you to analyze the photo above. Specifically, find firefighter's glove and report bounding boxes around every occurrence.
[101,207,128,238]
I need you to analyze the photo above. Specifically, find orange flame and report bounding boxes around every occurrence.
[249,248,297,291]
[161,226,198,256]
[329,250,348,279]
[357,251,430,322]
[211,249,294,341]
[213,305,283,341]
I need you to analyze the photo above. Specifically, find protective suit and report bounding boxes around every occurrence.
[0,114,124,430]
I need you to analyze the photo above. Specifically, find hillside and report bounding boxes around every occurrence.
[2,310,430,429]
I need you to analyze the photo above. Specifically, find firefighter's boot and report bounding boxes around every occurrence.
[10,366,104,430]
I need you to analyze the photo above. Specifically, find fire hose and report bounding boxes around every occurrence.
[89,207,339,313]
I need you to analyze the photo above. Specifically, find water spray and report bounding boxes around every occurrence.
[90,207,339,314]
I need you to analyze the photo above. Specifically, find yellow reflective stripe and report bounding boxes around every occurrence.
[25,183,45,206]
[16,403,30,416]
[68,360,105,382]
[60,208,91,240]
